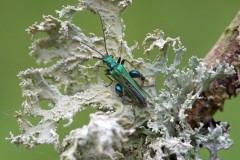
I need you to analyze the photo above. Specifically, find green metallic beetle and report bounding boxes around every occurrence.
[76,16,147,107]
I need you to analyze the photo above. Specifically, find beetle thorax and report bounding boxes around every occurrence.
[103,55,117,68]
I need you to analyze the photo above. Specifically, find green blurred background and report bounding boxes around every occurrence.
[0,0,239,159]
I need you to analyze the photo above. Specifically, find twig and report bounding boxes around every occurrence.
[187,10,240,128]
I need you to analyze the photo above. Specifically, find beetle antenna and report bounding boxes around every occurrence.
[99,15,109,55]
[58,37,105,57]
[79,41,104,57]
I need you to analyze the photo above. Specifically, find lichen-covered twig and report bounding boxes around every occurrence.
[187,10,240,129]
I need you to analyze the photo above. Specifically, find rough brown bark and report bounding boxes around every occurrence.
[187,10,240,128]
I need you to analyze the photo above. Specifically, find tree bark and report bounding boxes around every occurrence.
[187,10,240,128]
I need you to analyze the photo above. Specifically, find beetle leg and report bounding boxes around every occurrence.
[105,75,114,87]
[129,70,145,87]
[115,83,123,97]
[115,83,133,103]
[98,65,108,69]
[117,57,121,64]
[121,59,125,65]
[121,59,134,67]
[104,69,114,87]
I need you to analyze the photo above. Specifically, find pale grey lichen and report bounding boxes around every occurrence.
[144,137,193,160]
[61,114,129,159]
[8,0,234,159]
